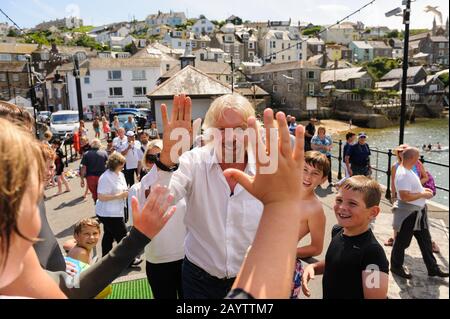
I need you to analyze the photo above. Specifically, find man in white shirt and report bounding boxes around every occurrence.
[155,93,264,298]
[120,131,144,186]
[390,147,448,279]
[128,142,187,299]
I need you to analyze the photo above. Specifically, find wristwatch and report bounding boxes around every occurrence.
[154,153,179,172]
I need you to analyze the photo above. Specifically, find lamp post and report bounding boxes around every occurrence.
[25,54,39,138]
[399,0,411,145]
[385,1,411,145]
[73,55,84,122]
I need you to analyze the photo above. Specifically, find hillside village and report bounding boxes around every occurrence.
[0,10,448,127]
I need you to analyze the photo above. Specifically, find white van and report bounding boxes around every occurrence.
[50,111,80,138]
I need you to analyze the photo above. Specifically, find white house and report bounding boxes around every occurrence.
[193,47,228,63]
[192,18,215,35]
[0,23,10,37]
[109,35,135,50]
[162,31,190,49]
[146,11,187,27]
[133,44,180,74]
[110,26,131,38]
[65,58,161,113]
[220,23,236,34]
[321,22,360,45]
[260,30,308,64]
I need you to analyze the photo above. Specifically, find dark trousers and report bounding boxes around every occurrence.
[146,260,183,299]
[182,258,235,299]
[97,216,127,257]
[123,168,137,187]
[391,209,439,273]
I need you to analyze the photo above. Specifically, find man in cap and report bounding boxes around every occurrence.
[120,131,144,186]
[346,132,372,177]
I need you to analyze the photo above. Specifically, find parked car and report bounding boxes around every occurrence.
[109,108,147,131]
[50,111,80,138]
[38,111,52,124]
[137,108,152,129]
[109,108,150,129]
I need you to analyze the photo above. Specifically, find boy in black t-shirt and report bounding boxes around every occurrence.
[302,176,389,299]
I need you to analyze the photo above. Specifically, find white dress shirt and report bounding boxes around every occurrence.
[124,141,143,170]
[128,166,187,264]
[158,145,263,279]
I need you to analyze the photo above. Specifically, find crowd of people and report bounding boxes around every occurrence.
[0,95,447,300]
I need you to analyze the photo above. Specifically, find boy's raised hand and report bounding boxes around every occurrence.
[131,185,176,239]
[223,108,305,206]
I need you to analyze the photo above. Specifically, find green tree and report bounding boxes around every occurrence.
[386,29,399,38]
[439,73,449,87]
[302,26,322,36]
[7,28,19,37]
[363,57,400,82]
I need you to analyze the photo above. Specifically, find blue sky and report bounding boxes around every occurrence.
[2,0,449,30]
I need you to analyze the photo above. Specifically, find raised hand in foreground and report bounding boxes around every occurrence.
[224,109,306,299]
[131,185,176,240]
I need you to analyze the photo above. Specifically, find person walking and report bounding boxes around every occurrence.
[390,147,448,279]
[80,139,108,203]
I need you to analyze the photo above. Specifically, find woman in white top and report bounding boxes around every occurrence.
[95,152,129,257]
[128,140,187,299]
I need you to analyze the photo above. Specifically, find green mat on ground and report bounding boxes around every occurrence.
[106,278,153,299]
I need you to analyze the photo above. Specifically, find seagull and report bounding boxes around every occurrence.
[424,5,443,24]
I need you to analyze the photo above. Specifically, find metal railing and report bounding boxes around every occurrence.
[331,140,449,200]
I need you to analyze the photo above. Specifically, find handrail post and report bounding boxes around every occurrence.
[420,155,425,164]
[385,149,392,200]
[337,139,343,180]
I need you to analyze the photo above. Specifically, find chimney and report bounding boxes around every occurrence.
[180,55,196,69]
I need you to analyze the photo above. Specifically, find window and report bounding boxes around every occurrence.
[249,52,254,60]
[248,42,254,49]
[17,55,28,61]
[132,70,146,80]
[439,50,445,57]
[178,41,182,47]
[272,41,276,49]
[299,53,303,60]
[307,71,315,79]
[282,43,285,50]
[108,70,122,80]
[84,77,90,84]
[287,84,293,92]
[438,43,445,49]
[308,83,315,96]
[234,46,240,53]
[297,43,302,50]
[87,93,93,99]
[109,87,123,97]
[0,73,6,81]
[224,44,230,52]
[40,52,50,61]
[281,97,286,104]
[273,85,278,92]
[287,70,293,78]
[0,54,12,61]
[134,87,147,96]
[12,74,19,82]
[166,64,171,71]
[201,42,206,48]
[200,53,205,60]
[234,53,240,60]
[282,55,285,60]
